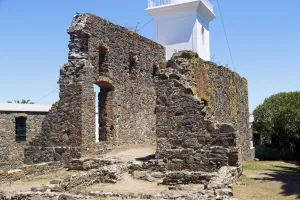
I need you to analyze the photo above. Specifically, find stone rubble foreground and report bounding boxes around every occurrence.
[0,155,239,200]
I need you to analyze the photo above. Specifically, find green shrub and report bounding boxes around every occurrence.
[253,92,300,161]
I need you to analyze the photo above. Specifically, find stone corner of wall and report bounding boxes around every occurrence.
[154,50,247,172]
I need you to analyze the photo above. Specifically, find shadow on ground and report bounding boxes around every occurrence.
[135,154,155,162]
[253,163,300,199]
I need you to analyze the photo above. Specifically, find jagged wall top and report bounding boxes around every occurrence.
[156,51,252,162]
[25,13,166,164]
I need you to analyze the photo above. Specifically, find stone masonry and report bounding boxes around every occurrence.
[154,51,242,172]
[24,13,252,168]
[194,57,252,161]
[0,111,47,169]
[25,13,165,164]
[0,12,253,200]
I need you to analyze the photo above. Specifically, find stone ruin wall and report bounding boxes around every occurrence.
[0,112,46,168]
[193,57,252,161]
[24,13,252,168]
[154,51,252,172]
[25,14,165,164]
[0,13,253,200]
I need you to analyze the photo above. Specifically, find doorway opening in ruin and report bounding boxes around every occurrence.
[94,85,100,142]
[94,77,114,143]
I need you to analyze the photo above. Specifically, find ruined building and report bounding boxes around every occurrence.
[20,13,253,170]
[0,12,254,200]
[0,0,254,197]
[0,104,51,168]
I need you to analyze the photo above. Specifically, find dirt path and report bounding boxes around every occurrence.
[86,172,168,194]
[0,147,156,195]
[103,146,156,161]
[233,161,300,200]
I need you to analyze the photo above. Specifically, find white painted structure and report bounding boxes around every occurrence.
[0,103,51,112]
[146,0,216,61]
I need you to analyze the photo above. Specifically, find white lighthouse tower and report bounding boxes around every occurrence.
[146,0,216,61]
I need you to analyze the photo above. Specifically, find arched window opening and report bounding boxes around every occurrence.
[94,76,114,142]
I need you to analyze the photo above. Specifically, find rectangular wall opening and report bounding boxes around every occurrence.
[15,117,27,142]
[94,83,114,143]
[94,85,100,142]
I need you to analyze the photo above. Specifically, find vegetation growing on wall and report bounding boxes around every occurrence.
[229,78,238,123]
[170,51,245,126]
[179,51,212,105]
[196,63,210,103]
[173,51,205,99]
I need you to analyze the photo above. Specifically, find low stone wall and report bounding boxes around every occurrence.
[24,146,81,165]
[163,170,217,185]
[0,162,63,183]
[59,164,126,192]
[0,192,88,200]
[66,157,123,171]
[60,158,239,199]
[0,155,240,200]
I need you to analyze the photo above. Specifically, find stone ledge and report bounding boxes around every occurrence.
[66,157,123,171]
[0,161,63,183]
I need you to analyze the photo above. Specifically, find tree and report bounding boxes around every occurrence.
[253,92,300,160]
[8,99,34,104]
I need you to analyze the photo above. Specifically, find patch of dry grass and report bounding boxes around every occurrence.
[233,161,300,200]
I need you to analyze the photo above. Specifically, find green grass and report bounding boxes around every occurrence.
[238,174,252,185]
[243,161,300,172]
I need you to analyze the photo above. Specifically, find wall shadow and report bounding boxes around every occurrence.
[135,154,155,162]
[252,162,300,199]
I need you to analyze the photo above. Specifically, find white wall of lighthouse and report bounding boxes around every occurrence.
[146,0,215,61]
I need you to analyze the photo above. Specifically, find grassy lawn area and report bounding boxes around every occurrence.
[233,161,300,200]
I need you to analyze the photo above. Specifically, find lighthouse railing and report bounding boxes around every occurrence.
[148,0,213,11]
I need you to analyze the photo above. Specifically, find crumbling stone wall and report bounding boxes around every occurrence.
[24,13,251,167]
[0,112,47,169]
[154,51,250,172]
[25,13,165,163]
[192,56,252,161]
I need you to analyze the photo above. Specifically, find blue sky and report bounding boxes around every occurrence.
[0,0,299,114]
